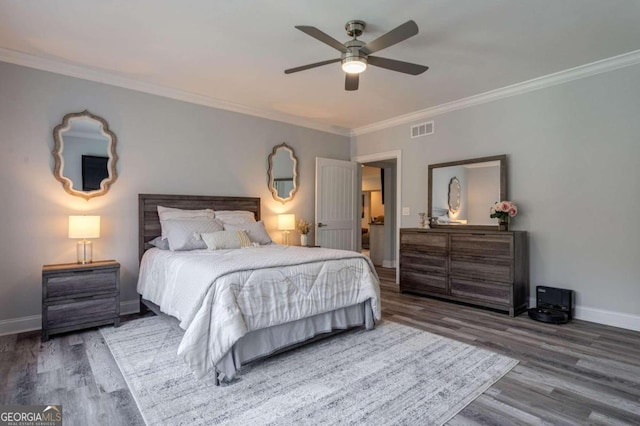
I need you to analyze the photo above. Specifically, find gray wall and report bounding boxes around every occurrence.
[352,63,640,322]
[0,61,350,324]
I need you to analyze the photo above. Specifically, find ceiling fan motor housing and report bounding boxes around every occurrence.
[345,20,366,38]
[341,40,367,72]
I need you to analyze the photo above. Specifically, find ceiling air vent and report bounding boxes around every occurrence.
[410,121,434,138]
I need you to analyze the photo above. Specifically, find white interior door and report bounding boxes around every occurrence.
[315,157,359,251]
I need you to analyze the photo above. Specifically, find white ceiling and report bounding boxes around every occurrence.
[1,1,639,134]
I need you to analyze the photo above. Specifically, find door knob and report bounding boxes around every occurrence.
[317,222,327,227]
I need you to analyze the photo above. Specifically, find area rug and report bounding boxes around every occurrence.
[100,316,517,426]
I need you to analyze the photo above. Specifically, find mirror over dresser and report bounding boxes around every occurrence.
[428,154,506,227]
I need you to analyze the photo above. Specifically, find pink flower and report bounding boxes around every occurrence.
[508,206,518,217]
[500,201,511,212]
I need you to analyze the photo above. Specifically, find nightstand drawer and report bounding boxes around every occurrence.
[46,296,118,328]
[46,271,117,299]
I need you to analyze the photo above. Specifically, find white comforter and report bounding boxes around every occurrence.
[137,245,381,378]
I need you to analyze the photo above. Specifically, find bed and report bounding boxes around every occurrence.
[137,194,381,384]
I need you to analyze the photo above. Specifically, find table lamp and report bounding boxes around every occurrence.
[277,214,295,245]
[68,215,100,264]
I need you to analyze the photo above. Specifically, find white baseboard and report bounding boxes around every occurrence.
[382,260,397,268]
[529,297,640,332]
[0,300,141,337]
[0,315,41,337]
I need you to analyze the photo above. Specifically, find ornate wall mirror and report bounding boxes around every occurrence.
[428,154,507,228]
[267,142,298,203]
[448,177,461,214]
[52,110,118,200]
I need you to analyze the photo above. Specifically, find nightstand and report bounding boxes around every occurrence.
[42,260,120,341]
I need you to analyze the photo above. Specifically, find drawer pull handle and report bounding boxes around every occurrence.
[73,270,95,274]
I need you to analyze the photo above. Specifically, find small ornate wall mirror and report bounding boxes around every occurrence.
[448,177,461,214]
[52,110,118,200]
[267,143,298,203]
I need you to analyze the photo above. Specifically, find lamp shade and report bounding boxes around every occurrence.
[68,215,100,239]
[277,214,295,231]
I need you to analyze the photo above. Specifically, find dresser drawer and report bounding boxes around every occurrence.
[450,256,513,283]
[400,251,447,275]
[401,271,447,295]
[450,234,513,258]
[45,296,118,328]
[450,277,512,306]
[400,231,448,255]
[46,270,117,299]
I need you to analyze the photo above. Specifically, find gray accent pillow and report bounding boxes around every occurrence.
[224,221,273,245]
[164,218,224,251]
[149,236,170,250]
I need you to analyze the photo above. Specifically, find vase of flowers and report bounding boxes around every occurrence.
[490,201,518,231]
[296,219,310,246]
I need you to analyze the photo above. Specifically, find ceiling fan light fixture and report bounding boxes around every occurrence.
[342,57,367,74]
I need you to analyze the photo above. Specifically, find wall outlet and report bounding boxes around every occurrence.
[402,207,410,216]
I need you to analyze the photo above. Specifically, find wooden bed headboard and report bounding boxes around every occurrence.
[138,194,261,261]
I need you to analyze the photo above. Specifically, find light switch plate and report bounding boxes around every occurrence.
[402,207,410,216]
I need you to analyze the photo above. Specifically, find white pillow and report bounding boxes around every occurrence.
[158,206,215,240]
[224,221,272,245]
[215,210,256,225]
[201,230,252,250]
[164,218,223,251]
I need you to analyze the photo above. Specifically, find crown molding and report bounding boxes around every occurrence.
[3,46,639,139]
[351,49,640,136]
[0,47,351,137]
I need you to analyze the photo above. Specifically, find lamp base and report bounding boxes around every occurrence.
[281,230,290,245]
[76,240,93,264]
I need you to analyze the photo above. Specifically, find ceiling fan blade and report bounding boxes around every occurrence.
[295,26,348,53]
[345,73,359,91]
[284,58,341,74]
[360,20,419,55]
[368,56,429,75]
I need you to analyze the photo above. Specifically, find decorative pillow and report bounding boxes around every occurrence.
[201,230,252,250]
[158,206,215,239]
[214,210,256,225]
[148,236,170,250]
[224,221,272,245]
[163,218,223,251]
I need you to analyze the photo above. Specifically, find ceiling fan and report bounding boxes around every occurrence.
[285,20,428,91]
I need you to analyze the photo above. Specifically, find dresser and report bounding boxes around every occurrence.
[399,228,529,316]
[42,260,120,341]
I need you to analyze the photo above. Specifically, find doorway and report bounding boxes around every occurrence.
[353,151,401,284]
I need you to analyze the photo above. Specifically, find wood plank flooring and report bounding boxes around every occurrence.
[1,267,639,425]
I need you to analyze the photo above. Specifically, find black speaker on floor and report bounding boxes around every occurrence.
[528,285,573,324]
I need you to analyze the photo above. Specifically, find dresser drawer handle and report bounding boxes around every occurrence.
[72,269,95,274]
